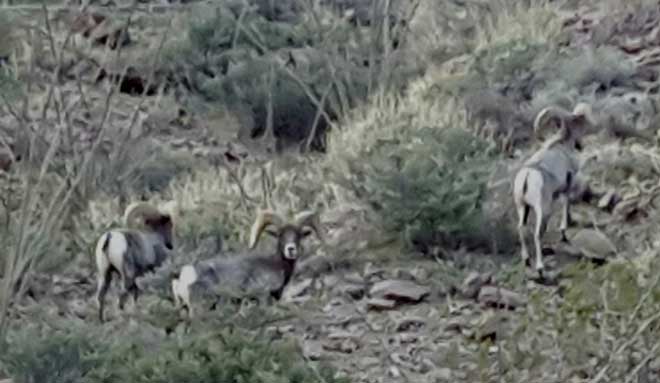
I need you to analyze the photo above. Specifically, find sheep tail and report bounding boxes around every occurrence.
[101,232,111,257]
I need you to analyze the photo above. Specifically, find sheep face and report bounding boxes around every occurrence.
[249,209,324,260]
[268,224,313,260]
[145,214,174,250]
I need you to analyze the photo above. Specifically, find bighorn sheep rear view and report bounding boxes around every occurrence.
[171,209,323,317]
[513,103,597,274]
[95,202,174,322]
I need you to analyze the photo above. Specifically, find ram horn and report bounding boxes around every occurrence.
[123,202,166,228]
[533,106,573,141]
[294,210,325,244]
[248,209,286,249]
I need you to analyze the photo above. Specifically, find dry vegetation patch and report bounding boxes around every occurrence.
[3,0,660,382]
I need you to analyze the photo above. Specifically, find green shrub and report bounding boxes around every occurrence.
[0,327,104,383]
[327,91,503,253]
[1,320,349,383]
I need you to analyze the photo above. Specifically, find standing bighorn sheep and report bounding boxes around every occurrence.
[171,209,323,317]
[95,202,174,322]
[513,103,597,274]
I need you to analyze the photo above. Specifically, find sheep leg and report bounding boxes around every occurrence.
[517,204,531,266]
[96,268,112,322]
[560,194,571,243]
[560,172,574,242]
[131,283,140,306]
[118,275,134,312]
[533,212,550,274]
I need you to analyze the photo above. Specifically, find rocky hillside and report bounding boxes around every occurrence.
[2,1,660,382]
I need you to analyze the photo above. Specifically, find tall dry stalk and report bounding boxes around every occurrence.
[0,3,172,340]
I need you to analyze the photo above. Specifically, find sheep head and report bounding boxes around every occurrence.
[534,103,597,150]
[123,202,174,250]
[249,209,324,260]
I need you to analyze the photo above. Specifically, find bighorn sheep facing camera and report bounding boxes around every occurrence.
[171,209,323,317]
[513,103,597,274]
[95,202,174,322]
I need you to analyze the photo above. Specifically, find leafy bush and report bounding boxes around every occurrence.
[1,319,349,383]
[327,89,505,253]
[0,326,103,383]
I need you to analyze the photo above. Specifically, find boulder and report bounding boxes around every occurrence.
[369,279,430,303]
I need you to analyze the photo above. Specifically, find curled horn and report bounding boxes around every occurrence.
[123,202,166,228]
[248,209,285,249]
[294,210,325,243]
[533,106,572,141]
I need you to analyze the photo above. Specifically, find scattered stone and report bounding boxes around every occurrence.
[432,367,452,381]
[360,357,381,368]
[570,228,617,261]
[322,338,359,354]
[388,366,401,378]
[444,318,465,333]
[395,316,426,332]
[282,278,313,302]
[363,262,387,281]
[598,189,620,211]
[474,311,506,341]
[0,149,14,172]
[477,286,527,309]
[367,298,397,311]
[303,340,323,361]
[369,279,431,304]
[340,283,366,300]
[460,271,493,299]
[613,196,640,221]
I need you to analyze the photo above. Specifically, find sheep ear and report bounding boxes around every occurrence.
[265,228,279,238]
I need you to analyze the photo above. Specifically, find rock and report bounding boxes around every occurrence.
[335,283,365,300]
[0,149,14,172]
[303,340,323,361]
[432,367,452,380]
[474,311,507,341]
[367,298,397,311]
[395,316,426,332]
[388,366,401,378]
[460,271,493,299]
[570,229,617,261]
[369,279,431,303]
[613,196,640,221]
[68,299,87,319]
[322,338,359,354]
[477,286,527,309]
[598,189,620,211]
[282,278,313,302]
[360,357,381,368]
[444,318,465,333]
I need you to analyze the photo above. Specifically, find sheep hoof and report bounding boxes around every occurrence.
[560,231,569,243]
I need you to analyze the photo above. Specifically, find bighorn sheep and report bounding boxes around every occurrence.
[95,202,174,322]
[513,103,596,274]
[171,209,323,317]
